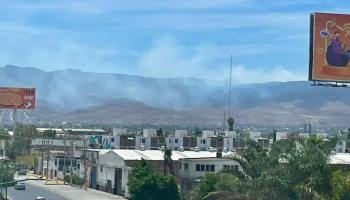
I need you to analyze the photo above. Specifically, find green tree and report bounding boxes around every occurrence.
[0,129,9,140]
[193,173,219,200]
[42,129,56,138]
[164,149,175,176]
[330,170,350,200]
[156,128,163,137]
[6,124,38,160]
[15,124,38,138]
[0,160,15,190]
[194,127,202,137]
[193,136,337,200]
[128,159,180,200]
[16,154,37,169]
[192,173,243,200]
[159,175,181,200]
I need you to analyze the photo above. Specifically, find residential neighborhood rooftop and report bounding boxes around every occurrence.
[107,149,235,161]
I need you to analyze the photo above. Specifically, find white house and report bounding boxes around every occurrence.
[31,138,85,149]
[142,129,157,137]
[254,137,273,149]
[249,131,261,139]
[335,140,346,153]
[178,157,241,179]
[202,130,215,138]
[112,128,127,136]
[197,137,211,151]
[179,157,241,199]
[96,149,234,197]
[298,132,310,139]
[275,132,288,141]
[175,130,188,137]
[166,130,189,151]
[223,131,236,138]
[316,132,328,139]
[330,153,350,165]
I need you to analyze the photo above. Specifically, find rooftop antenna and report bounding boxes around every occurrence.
[228,55,232,117]
[223,111,226,131]
[227,55,235,131]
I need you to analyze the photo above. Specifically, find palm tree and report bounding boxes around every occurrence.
[163,149,175,176]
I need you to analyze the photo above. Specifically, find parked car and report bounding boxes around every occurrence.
[34,197,46,200]
[18,169,27,175]
[14,182,25,190]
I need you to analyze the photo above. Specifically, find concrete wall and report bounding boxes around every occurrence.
[202,130,215,138]
[276,132,288,141]
[175,130,188,137]
[197,137,211,151]
[96,151,128,195]
[32,138,84,148]
[179,159,241,179]
[112,128,127,136]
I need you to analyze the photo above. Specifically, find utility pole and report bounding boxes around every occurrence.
[41,138,44,176]
[63,135,67,184]
[46,138,50,180]
[70,139,73,186]
[68,122,73,186]
[0,160,3,195]
[83,133,87,191]
[223,111,226,131]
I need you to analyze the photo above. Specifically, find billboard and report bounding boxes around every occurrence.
[310,12,350,82]
[0,88,35,109]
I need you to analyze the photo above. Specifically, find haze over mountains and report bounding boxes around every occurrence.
[1,65,350,128]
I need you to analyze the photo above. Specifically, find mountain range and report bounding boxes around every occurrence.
[1,65,350,128]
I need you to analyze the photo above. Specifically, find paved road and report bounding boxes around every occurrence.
[8,182,68,200]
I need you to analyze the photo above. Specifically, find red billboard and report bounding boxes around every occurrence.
[0,88,36,109]
[310,12,350,82]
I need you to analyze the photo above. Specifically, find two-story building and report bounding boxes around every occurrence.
[178,155,242,199]
[96,149,234,197]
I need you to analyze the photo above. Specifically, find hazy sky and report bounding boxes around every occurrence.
[0,0,348,83]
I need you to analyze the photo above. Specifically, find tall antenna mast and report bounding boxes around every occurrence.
[227,55,235,131]
[228,54,232,117]
[223,111,226,130]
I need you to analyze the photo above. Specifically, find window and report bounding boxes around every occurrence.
[111,138,115,142]
[55,159,57,166]
[235,165,239,171]
[210,165,215,172]
[200,165,205,171]
[202,140,206,144]
[142,138,146,143]
[100,165,103,173]
[179,163,182,169]
[77,164,80,169]
[196,164,200,171]
[175,147,178,150]
[175,139,178,144]
[205,165,210,171]
[184,163,189,170]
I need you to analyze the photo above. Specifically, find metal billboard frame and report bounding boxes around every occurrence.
[309,12,350,85]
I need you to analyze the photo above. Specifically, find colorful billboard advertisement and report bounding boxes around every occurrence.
[0,88,35,109]
[310,12,350,82]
